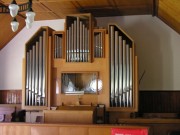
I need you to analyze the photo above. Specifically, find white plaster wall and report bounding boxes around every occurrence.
[0,15,180,90]
[0,19,65,90]
[96,15,180,90]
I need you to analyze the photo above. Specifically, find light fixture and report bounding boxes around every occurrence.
[8,0,19,17]
[0,0,35,32]
[11,18,19,32]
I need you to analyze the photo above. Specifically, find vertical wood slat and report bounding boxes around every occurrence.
[0,90,22,104]
[139,91,180,113]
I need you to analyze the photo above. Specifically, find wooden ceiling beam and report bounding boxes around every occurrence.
[0,0,179,50]
[157,0,180,34]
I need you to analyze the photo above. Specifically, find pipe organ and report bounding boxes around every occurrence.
[23,13,138,112]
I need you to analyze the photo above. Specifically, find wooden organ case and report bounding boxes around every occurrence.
[22,13,138,114]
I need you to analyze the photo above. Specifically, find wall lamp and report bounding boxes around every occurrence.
[0,0,36,32]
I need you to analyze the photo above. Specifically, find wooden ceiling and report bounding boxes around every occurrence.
[0,0,179,50]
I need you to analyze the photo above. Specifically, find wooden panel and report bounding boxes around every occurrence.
[31,126,59,135]
[54,60,105,105]
[77,0,153,16]
[114,0,153,15]
[44,110,94,124]
[118,118,180,124]
[74,0,111,7]
[1,0,32,3]
[139,91,180,113]
[59,127,88,135]
[2,126,30,135]
[89,127,111,135]
[42,2,79,17]
[0,123,149,135]
[31,2,61,20]
[158,0,180,34]
[0,126,2,135]
[52,34,110,107]
[0,90,22,104]
[2,126,16,135]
